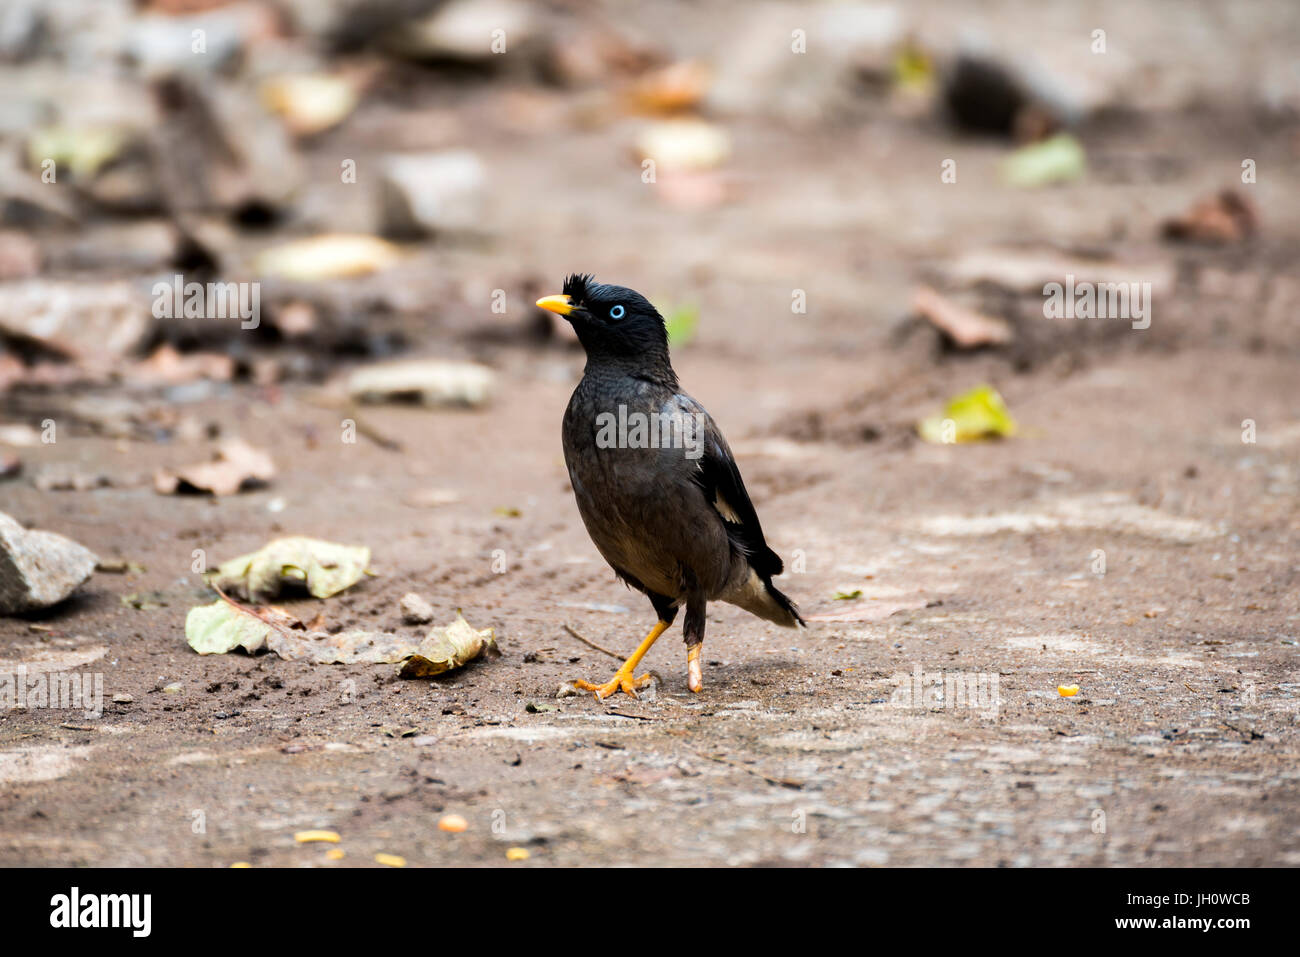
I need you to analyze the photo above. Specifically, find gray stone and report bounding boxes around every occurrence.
[0,511,97,614]
[399,591,435,625]
[378,150,488,238]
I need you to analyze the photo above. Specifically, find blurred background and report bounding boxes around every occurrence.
[1,1,1299,867]
[1,0,1297,392]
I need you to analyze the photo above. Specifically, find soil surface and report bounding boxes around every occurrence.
[2,3,1299,868]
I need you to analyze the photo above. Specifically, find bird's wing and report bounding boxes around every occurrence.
[672,393,784,579]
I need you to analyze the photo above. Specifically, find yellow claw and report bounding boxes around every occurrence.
[573,670,653,700]
[570,620,669,700]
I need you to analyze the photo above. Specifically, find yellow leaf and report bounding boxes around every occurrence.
[294,830,341,844]
[918,384,1018,444]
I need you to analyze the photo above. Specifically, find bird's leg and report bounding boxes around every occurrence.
[572,620,669,699]
[684,599,707,693]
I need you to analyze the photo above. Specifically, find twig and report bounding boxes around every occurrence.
[684,746,804,790]
[305,395,403,452]
[562,623,624,662]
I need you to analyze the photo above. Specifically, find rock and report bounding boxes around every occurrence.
[346,358,495,407]
[123,6,268,77]
[0,0,49,63]
[150,75,304,218]
[0,278,153,361]
[378,150,488,238]
[387,0,533,62]
[112,693,133,705]
[707,3,902,121]
[0,511,98,615]
[0,230,40,279]
[399,591,435,625]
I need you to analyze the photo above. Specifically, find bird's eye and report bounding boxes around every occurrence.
[609,304,625,320]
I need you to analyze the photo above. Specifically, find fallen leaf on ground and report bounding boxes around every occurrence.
[399,618,499,677]
[374,853,406,867]
[260,74,360,137]
[833,589,863,600]
[917,384,1018,444]
[294,830,340,844]
[26,125,128,180]
[1000,133,1085,187]
[1161,189,1258,244]
[255,234,402,281]
[186,593,497,676]
[403,488,461,508]
[346,359,495,408]
[1058,684,1080,697]
[154,439,275,496]
[912,286,1012,348]
[635,119,731,172]
[207,537,371,601]
[438,814,468,833]
[129,345,235,387]
[626,60,711,113]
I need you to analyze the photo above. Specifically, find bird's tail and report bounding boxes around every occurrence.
[729,568,805,628]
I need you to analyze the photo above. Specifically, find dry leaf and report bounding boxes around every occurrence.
[155,438,274,495]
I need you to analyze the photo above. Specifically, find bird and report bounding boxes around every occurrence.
[536,274,803,699]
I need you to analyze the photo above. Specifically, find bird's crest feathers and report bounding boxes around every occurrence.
[562,272,595,305]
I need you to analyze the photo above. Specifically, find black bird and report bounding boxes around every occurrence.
[537,274,803,698]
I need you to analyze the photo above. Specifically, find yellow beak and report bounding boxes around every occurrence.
[535,294,573,316]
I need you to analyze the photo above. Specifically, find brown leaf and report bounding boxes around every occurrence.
[155,439,274,496]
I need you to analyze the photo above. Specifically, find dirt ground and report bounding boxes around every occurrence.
[2,2,1299,867]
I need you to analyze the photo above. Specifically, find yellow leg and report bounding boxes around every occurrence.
[572,620,669,699]
[686,642,703,693]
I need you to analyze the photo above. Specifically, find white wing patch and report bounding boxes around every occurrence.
[713,491,741,524]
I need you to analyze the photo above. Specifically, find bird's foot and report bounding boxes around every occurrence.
[572,667,653,700]
[686,642,703,693]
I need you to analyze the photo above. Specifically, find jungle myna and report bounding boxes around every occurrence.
[538,274,803,698]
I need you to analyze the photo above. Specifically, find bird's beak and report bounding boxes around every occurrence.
[535,294,574,317]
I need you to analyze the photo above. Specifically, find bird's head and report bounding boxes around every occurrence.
[537,274,673,374]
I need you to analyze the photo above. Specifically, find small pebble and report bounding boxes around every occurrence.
[399,592,435,625]
[438,814,468,833]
